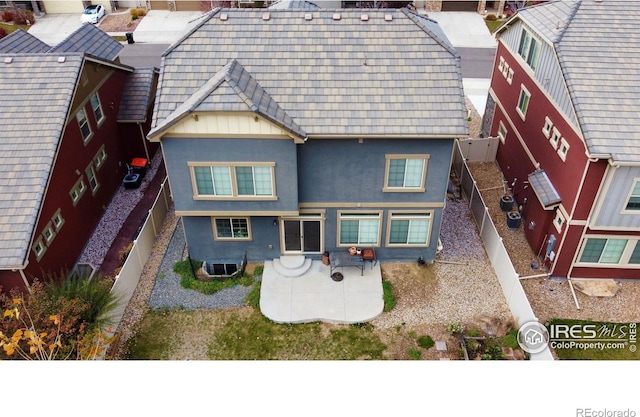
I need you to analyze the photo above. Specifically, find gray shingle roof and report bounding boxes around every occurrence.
[152,8,468,138]
[0,53,84,268]
[518,0,640,163]
[117,68,157,122]
[0,29,50,53]
[268,0,320,10]
[48,23,123,61]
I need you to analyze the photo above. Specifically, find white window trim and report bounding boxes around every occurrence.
[69,177,87,206]
[212,217,252,241]
[516,85,530,121]
[498,56,505,73]
[86,163,100,194]
[577,236,638,267]
[553,211,565,233]
[76,107,93,144]
[622,178,640,214]
[42,221,56,244]
[497,121,507,144]
[385,211,433,247]
[558,138,570,162]
[32,236,46,262]
[383,154,430,193]
[336,211,382,247]
[188,162,277,201]
[549,127,561,149]
[542,117,553,138]
[501,61,509,78]
[506,68,514,85]
[90,93,106,127]
[52,209,65,231]
[93,145,107,171]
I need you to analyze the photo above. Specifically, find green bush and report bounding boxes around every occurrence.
[446,322,465,335]
[485,13,497,21]
[131,13,138,21]
[174,259,254,295]
[382,280,396,312]
[417,335,435,350]
[407,349,422,360]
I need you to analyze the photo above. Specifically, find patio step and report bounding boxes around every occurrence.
[272,256,312,278]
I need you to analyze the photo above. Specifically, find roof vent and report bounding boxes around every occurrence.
[219,13,228,21]
[385,14,393,21]
[304,13,312,21]
[4,57,13,64]
[57,56,66,63]
[332,13,341,20]
[360,14,369,21]
[262,12,270,21]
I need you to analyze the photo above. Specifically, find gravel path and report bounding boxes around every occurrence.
[147,220,253,310]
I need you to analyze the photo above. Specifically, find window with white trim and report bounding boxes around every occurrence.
[517,28,541,71]
[383,155,429,192]
[625,180,640,211]
[553,211,565,233]
[90,93,105,126]
[506,68,514,85]
[629,242,640,264]
[502,61,509,78]
[338,212,381,246]
[86,163,99,193]
[549,127,561,149]
[497,121,507,144]
[558,138,570,162]
[190,162,275,199]
[93,146,107,170]
[32,237,46,262]
[52,209,64,231]
[498,56,505,73]
[387,212,432,246]
[579,238,627,264]
[42,222,56,244]
[76,107,92,143]
[517,86,530,120]
[542,117,553,138]
[69,177,87,206]
[213,218,251,240]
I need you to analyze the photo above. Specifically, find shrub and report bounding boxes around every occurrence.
[407,349,422,360]
[485,13,497,21]
[119,242,134,263]
[13,9,34,25]
[0,27,7,39]
[446,322,465,335]
[131,8,146,17]
[131,13,138,21]
[1,9,14,22]
[417,335,435,350]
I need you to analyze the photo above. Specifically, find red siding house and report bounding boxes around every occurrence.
[0,24,158,294]
[482,0,640,280]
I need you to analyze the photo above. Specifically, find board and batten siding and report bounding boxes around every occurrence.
[499,19,579,129]
[592,165,640,229]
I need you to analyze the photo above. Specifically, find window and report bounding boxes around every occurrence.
[93,146,107,170]
[542,117,553,138]
[213,218,251,240]
[506,68,514,85]
[516,86,530,120]
[517,29,541,71]
[497,121,507,144]
[383,155,429,192]
[76,107,92,143]
[498,56,505,73]
[625,180,640,211]
[387,212,432,246]
[189,162,276,199]
[32,237,46,261]
[90,93,105,125]
[52,209,64,231]
[42,222,56,244]
[579,238,627,264]
[86,163,99,193]
[558,138,570,162]
[338,212,381,246]
[629,242,640,264]
[549,127,561,149]
[553,211,565,233]
[69,177,87,206]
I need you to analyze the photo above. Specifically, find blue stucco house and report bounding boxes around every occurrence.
[148,7,469,269]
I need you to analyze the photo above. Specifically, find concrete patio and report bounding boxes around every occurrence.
[260,256,384,324]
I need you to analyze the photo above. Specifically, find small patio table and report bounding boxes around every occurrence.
[329,251,364,276]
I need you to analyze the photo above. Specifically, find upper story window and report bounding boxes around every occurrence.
[90,93,105,126]
[516,85,530,120]
[558,138,570,162]
[383,154,429,192]
[189,162,276,200]
[93,146,107,171]
[506,68,514,85]
[69,177,87,206]
[542,117,553,138]
[32,237,46,262]
[52,209,65,231]
[86,163,99,194]
[517,28,541,71]
[338,212,381,246]
[553,210,565,233]
[76,107,92,143]
[387,212,432,247]
[625,180,640,211]
[497,121,508,144]
[549,127,561,149]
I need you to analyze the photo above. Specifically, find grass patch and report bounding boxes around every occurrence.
[111,35,127,42]
[546,319,640,360]
[382,280,396,312]
[417,335,435,350]
[245,280,261,309]
[174,259,254,295]
[124,309,175,359]
[407,349,422,360]
[0,22,29,35]
[485,19,503,33]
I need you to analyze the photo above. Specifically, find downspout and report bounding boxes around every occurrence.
[138,122,151,162]
[19,268,31,294]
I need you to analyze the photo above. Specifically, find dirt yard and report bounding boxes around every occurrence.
[97,9,145,32]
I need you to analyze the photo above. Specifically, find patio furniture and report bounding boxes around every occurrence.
[329,251,364,276]
[361,247,376,269]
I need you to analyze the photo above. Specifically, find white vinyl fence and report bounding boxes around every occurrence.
[452,141,553,360]
[105,178,172,338]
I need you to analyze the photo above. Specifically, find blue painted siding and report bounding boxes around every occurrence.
[297,138,454,203]
[162,137,298,213]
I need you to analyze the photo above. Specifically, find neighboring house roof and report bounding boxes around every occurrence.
[48,23,123,61]
[118,68,158,123]
[268,0,320,10]
[0,53,84,269]
[149,59,306,140]
[0,29,50,53]
[152,8,468,138]
[514,0,640,163]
